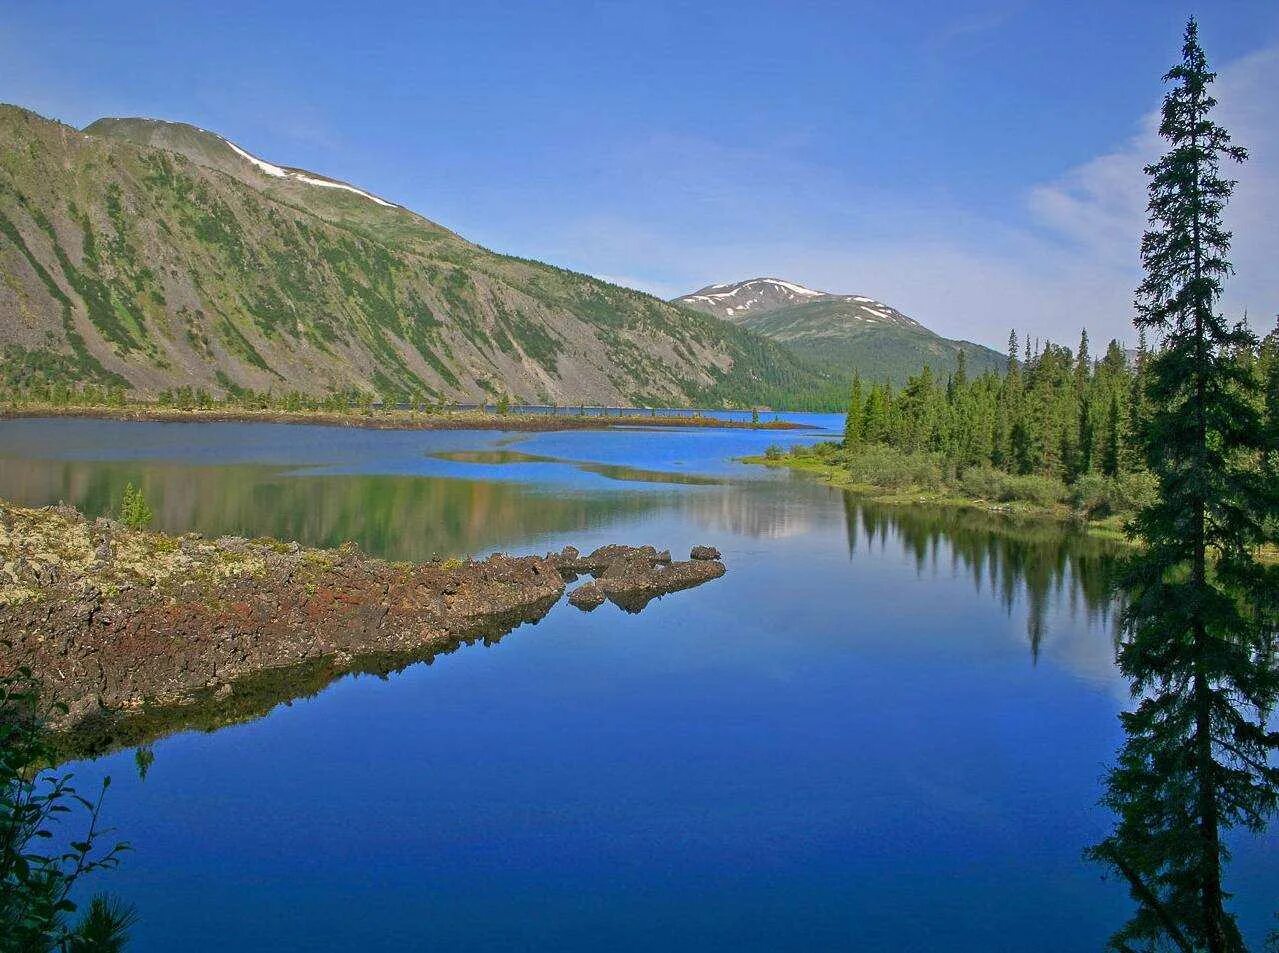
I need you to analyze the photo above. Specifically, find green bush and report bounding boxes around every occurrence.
[998,473,1067,506]
[960,466,1066,506]
[763,445,784,461]
[1116,471,1158,512]
[1071,473,1113,517]
[1070,471,1157,518]
[845,444,946,490]
[959,465,1007,500]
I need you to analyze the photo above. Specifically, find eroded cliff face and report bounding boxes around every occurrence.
[0,106,820,407]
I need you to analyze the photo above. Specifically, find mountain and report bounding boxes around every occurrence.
[0,106,827,407]
[674,277,1005,385]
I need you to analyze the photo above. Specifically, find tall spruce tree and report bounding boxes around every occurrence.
[1076,327,1092,392]
[1103,390,1122,478]
[844,373,864,449]
[1089,19,1278,953]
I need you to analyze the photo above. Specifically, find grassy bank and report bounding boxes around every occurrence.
[0,401,807,433]
[743,441,1156,542]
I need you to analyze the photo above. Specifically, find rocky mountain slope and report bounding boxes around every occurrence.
[0,106,825,407]
[675,278,1004,384]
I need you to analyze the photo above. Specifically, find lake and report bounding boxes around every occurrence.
[1,416,1275,951]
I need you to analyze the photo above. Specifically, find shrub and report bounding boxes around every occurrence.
[1071,473,1113,517]
[845,444,946,490]
[763,445,784,461]
[120,482,153,530]
[959,465,1006,501]
[1071,471,1158,518]
[960,466,1065,506]
[998,473,1067,506]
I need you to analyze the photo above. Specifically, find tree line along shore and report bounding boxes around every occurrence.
[749,319,1279,552]
[0,396,806,432]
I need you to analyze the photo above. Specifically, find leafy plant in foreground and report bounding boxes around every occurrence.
[1,664,135,951]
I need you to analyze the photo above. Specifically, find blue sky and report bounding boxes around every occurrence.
[5,0,1277,350]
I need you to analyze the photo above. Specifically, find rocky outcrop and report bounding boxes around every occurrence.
[558,544,726,614]
[0,501,726,748]
[568,580,605,611]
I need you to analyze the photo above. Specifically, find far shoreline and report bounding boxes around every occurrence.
[0,403,812,433]
[740,452,1135,544]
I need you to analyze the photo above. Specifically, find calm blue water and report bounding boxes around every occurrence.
[1,416,1275,951]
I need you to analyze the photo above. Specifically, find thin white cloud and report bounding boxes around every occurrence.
[1027,43,1279,336]
[579,41,1279,352]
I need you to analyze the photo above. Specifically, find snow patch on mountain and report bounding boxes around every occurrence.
[223,138,398,208]
[766,278,824,297]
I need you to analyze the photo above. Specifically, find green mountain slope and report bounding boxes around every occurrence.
[674,277,1005,386]
[0,106,826,407]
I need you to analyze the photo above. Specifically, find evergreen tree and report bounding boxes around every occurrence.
[1103,390,1122,478]
[844,374,864,449]
[1077,394,1095,476]
[1089,20,1278,952]
[1101,339,1129,382]
[1075,327,1092,393]
[861,383,890,443]
[1126,328,1153,473]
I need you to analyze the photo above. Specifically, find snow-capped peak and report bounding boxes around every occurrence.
[676,277,924,331]
[679,277,828,310]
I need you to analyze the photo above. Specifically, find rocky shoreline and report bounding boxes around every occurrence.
[0,500,725,751]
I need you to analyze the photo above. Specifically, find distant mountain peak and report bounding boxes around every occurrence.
[674,277,920,329]
[678,277,826,317]
[673,276,1005,385]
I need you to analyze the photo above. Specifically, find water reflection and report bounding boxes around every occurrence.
[842,493,1123,675]
[1,451,1131,745]
[53,610,551,763]
[0,457,664,559]
[428,450,726,486]
[0,455,1124,658]
[0,422,1168,949]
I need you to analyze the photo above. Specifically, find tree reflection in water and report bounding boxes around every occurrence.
[842,491,1124,665]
